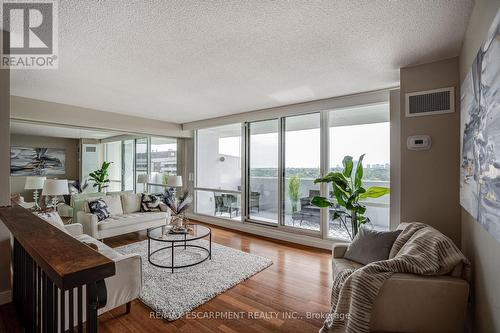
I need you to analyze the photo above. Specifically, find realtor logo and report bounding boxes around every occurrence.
[1,0,58,69]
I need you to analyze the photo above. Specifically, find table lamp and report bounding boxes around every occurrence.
[24,176,46,210]
[42,179,69,208]
[137,174,149,193]
[167,175,183,197]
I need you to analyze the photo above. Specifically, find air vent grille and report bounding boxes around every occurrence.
[405,87,454,117]
[85,146,96,153]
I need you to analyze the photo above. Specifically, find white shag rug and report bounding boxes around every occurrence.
[116,239,272,320]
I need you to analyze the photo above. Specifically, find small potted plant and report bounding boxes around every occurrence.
[311,154,390,239]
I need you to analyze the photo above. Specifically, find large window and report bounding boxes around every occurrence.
[193,101,390,241]
[123,139,135,191]
[329,104,390,239]
[195,124,242,220]
[248,119,279,224]
[283,113,321,231]
[150,137,177,193]
[135,138,148,193]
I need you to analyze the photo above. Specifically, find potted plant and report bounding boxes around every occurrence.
[288,175,301,214]
[164,187,193,230]
[89,162,112,193]
[311,154,390,239]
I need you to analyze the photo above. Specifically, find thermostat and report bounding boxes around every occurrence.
[407,135,431,151]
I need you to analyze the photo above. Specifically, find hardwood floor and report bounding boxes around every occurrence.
[0,221,333,333]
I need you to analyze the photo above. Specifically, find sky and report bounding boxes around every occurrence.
[222,122,390,168]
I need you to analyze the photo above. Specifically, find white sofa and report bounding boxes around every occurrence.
[64,223,142,316]
[77,193,170,240]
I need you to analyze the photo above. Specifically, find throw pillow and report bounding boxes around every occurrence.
[141,193,162,212]
[102,195,124,215]
[88,199,111,221]
[344,227,402,265]
[36,211,69,234]
[121,193,142,214]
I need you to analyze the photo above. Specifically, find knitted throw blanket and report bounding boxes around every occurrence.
[321,223,471,333]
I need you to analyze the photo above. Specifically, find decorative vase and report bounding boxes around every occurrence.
[171,214,185,230]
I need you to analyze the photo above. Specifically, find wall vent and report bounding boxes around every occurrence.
[85,146,97,153]
[405,87,454,117]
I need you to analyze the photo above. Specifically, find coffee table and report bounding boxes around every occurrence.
[147,223,211,273]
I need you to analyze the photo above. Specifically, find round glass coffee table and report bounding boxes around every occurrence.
[147,223,212,273]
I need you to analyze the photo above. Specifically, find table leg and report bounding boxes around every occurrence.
[171,242,174,274]
[209,232,212,260]
[184,233,186,250]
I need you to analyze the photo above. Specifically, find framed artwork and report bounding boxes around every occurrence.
[460,10,500,242]
[10,147,66,176]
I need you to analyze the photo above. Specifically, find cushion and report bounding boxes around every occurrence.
[344,227,402,265]
[102,195,123,215]
[121,193,142,214]
[88,199,111,221]
[141,193,162,212]
[98,212,168,230]
[36,211,68,234]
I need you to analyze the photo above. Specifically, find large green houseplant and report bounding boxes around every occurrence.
[311,154,390,239]
[89,161,112,193]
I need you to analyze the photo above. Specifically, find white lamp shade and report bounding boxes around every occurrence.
[42,179,69,196]
[137,174,149,183]
[167,175,183,187]
[24,176,46,190]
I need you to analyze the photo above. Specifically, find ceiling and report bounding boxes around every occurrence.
[11,0,473,124]
[10,121,123,139]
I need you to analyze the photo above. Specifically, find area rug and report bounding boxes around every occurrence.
[116,239,272,320]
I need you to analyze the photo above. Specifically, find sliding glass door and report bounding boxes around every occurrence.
[193,100,390,240]
[247,119,279,224]
[123,139,135,191]
[283,113,321,231]
[195,123,242,220]
[104,141,122,191]
[135,138,149,193]
[328,103,390,239]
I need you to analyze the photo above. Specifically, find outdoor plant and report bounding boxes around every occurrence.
[311,154,390,239]
[288,175,301,213]
[89,161,112,193]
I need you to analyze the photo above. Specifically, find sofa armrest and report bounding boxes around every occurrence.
[371,274,469,333]
[64,223,83,237]
[102,253,142,312]
[77,211,99,238]
[332,243,349,258]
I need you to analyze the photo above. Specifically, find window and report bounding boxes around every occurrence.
[135,138,148,193]
[328,103,390,239]
[150,137,177,193]
[104,141,122,192]
[192,97,391,241]
[195,123,242,220]
[123,139,135,191]
[283,113,321,231]
[248,119,279,224]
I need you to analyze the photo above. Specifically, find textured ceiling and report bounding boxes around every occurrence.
[11,0,473,124]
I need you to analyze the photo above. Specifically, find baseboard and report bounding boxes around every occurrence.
[186,213,342,250]
[0,289,12,305]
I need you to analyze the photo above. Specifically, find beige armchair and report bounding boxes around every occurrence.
[332,232,469,333]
